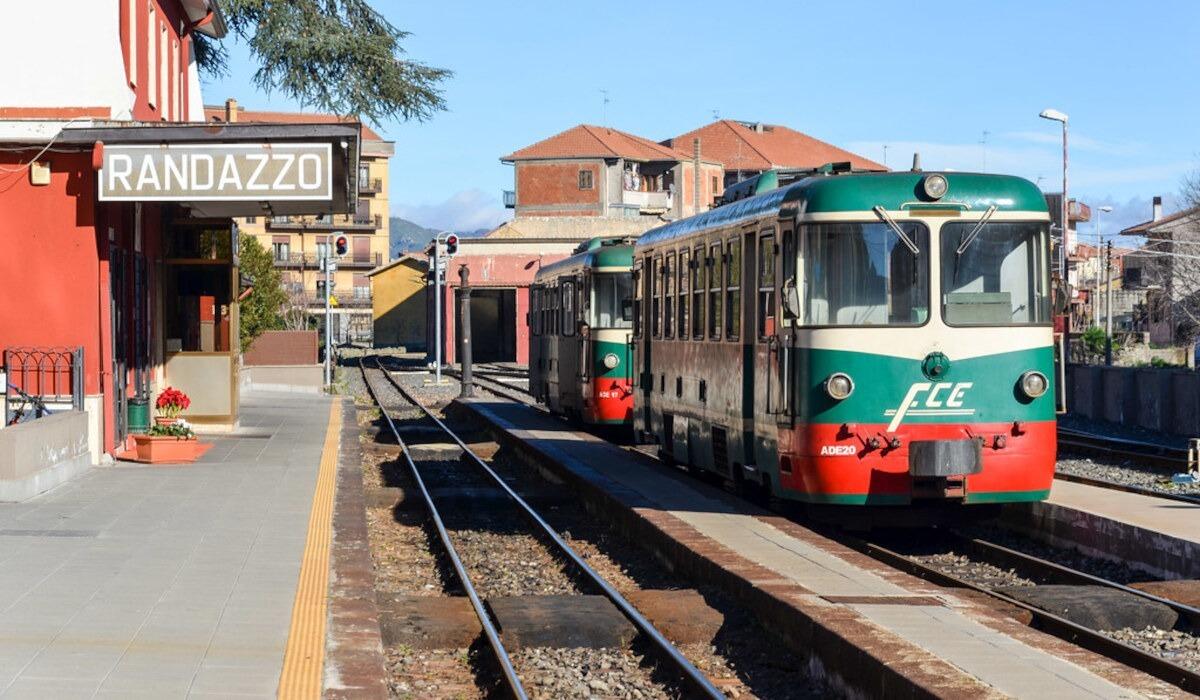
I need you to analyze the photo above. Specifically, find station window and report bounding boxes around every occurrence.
[678,250,690,339]
[758,232,776,339]
[578,169,594,190]
[708,243,722,339]
[562,281,575,336]
[725,238,741,340]
[692,245,704,338]
[651,256,662,338]
[664,253,675,339]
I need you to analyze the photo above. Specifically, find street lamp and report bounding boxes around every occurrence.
[1040,108,1070,366]
[1093,205,1113,328]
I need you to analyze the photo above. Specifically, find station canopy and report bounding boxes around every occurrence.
[60,121,362,219]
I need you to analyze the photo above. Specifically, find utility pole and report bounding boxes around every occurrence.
[1105,240,1114,366]
[432,235,442,383]
[457,264,473,399]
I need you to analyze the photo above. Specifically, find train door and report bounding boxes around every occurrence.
[633,255,652,438]
[577,273,590,413]
[559,279,580,414]
[751,226,784,484]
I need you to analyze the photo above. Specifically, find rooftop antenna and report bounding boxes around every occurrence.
[600,89,610,128]
[979,130,990,172]
[712,109,720,121]
[1035,174,1045,188]
[911,152,922,173]
[882,144,889,168]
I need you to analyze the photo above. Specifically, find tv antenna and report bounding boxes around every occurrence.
[979,130,990,172]
[600,89,610,127]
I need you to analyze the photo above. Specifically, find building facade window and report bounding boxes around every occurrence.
[159,22,168,117]
[578,169,594,190]
[147,3,156,107]
[126,0,138,86]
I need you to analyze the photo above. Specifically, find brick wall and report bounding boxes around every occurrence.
[243,330,319,366]
[515,160,603,215]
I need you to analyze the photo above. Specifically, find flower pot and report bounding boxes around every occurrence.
[154,416,178,427]
[132,434,201,464]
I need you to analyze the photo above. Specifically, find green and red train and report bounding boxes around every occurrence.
[529,237,635,425]
[530,168,1057,508]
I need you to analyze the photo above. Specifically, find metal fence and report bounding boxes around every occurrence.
[3,346,84,424]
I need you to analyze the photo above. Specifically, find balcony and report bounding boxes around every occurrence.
[359,177,383,194]
[268,213,383,231]
[272,252,383,269]
[304,292,372,308]
[621,189,671,212]
[503,190,516,208]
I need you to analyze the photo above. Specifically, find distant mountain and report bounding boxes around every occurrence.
[389,217,491,258]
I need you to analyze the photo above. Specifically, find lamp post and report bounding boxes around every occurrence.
[1093,205,1113,329]
[1040,108,1069,364]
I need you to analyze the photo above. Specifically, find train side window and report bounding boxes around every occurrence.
[551,284,559,336]
[726,238,741,340]
[758,231,776,339]
[664,252,675,339]
[692,245,704,338]
[678,250,690,339]
[632,262,643,339]
[562,281,575,336]
[652,256,662,338]
[708,243,722,339]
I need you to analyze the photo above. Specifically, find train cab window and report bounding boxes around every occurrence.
[799,222,929,326]
[632,262,643,338]
[758,232,776,339]
[708,243,722,339]
[562,281,575,336]
[678,250,690,338]
[664,253,675,339]
[692,245,704,338]
[651,256,662,338]
[725,238,741,340]
[594,271,633,329]
[941,222,1050,326]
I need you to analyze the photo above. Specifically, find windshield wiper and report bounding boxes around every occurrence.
[872,206,919,255]
[955,205,998,255]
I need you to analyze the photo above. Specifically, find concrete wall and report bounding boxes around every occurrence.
[0,410,90,502]
[244,330,318,366]
[1066,364,1200,436]
[239,365,324,394]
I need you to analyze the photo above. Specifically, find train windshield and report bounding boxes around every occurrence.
[941,222,1050,325]
[593,272,634,328]
[799,222,929,326]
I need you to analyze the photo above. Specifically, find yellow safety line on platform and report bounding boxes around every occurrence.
[278,400,340,700]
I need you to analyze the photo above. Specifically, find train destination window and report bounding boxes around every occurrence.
[725,238,741,340]
[941,221,1049,325]
[678,250,690,338]
[692,245,704,338]
[758,233,776,338]
[799,222,929,326]
[593,272,633,329]
[664,253,675,339]
[708,244,722,339]
[652,256,662,338]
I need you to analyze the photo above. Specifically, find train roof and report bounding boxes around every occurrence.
[638,171,1048,247]
[534,237,635,281]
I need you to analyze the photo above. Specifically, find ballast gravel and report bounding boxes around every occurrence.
[1056,455,1200,498]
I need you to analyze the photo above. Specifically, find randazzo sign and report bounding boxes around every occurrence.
[97,143,333,201]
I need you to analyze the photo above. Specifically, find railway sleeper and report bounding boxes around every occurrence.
[995,584,1180,632]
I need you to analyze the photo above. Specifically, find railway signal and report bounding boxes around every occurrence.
[334,234,348,257]
[445,234,459,257]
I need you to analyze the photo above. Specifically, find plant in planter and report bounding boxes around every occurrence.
[154,387,191,426]
[131,417,205,463]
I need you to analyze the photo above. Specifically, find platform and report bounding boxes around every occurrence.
[460,397,1174,699]
[0,391,336,699]
[1003,478,1200,580]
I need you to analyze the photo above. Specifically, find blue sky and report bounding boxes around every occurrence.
[203,0,1199,236]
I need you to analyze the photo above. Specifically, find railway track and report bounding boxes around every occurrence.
[358,356,723,699]
[846,528,1200,692]
[1056,427,1200,505]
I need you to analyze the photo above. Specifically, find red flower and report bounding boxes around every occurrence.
[155,387,191,418]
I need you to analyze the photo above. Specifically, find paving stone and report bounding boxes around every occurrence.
[376,594,481,649]
[1128,579,1200,607]
[488,595,636,650]
[994,584,1179,631]
[624,588,723,645]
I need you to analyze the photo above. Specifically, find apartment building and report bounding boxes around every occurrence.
[205,101,395,344]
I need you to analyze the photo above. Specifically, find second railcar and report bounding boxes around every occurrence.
[529,237,635,426]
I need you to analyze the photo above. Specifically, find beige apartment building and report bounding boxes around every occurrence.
[205,100,395,343]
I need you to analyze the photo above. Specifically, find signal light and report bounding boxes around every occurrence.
[445,234,459,257]
[334,235,348,257]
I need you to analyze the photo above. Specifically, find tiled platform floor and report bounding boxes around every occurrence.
[0,392,333,699]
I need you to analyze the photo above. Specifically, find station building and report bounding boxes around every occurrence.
[0,1,362,494]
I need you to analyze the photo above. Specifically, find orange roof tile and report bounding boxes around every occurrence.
[202,106,383,141]
[503,124,697,163]
[664,120,885,173]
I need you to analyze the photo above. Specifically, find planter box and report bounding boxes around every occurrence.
[131,435,205,464]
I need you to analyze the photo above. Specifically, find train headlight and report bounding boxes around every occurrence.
[1019,370,1049,398]
[824,373,855,400]
[602,353,620,370]
[922,174,949,200]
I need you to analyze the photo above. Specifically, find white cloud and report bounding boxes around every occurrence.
[393,189,514,233]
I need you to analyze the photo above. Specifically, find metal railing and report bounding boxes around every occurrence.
[273,252,382,268]
[3,346,84,424]
[359,177,383,193]
[267,214,382,230]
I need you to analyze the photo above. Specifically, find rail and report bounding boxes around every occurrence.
[1056,427,1200,504]
[3,346,84,424]
[361,356,722,699]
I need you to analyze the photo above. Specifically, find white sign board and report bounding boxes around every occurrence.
[98,143,333,202]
